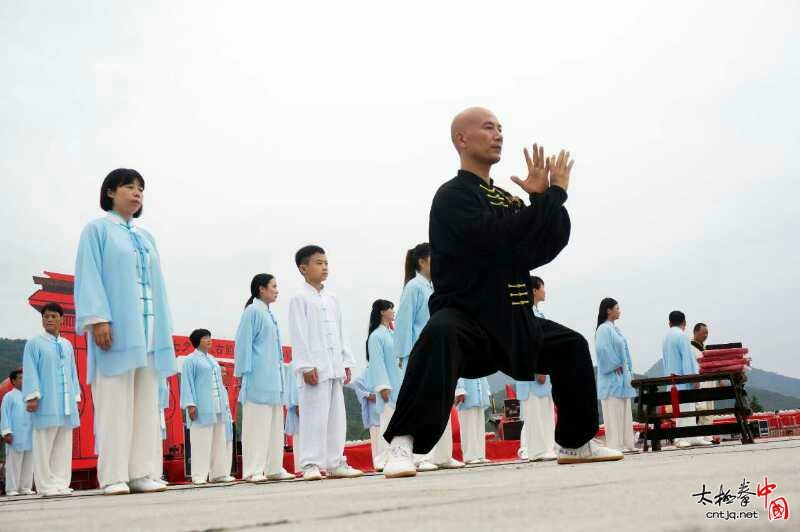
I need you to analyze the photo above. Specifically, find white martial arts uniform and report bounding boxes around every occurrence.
[289,282,355,471]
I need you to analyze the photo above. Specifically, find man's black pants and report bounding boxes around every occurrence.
[384,307,599,453]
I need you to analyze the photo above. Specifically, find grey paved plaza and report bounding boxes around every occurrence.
[1,438,798,531]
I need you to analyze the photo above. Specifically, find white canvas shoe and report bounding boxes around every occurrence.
[103,482,130,496]
[129,477,167,493]
[5,491,19,496]
[415,460,439,472]
[517,448,530,461]
[211,475,236,483]
[246,474,268,483]
[20,489,36,495]
[267,469,295,481]
[436,458,465,469]
[327,464,364,479]
[302,466,323,481]
[384,437,417,478]
[532,450,558,462]
[557,439,624,464]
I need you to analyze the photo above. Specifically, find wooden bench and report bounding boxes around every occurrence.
[630,372,755,451]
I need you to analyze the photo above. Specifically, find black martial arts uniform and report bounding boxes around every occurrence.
[385,170,599,453]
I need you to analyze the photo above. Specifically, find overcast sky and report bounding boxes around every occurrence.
[1,1,798,379]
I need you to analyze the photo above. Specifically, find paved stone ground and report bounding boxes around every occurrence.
[1,438,798,531]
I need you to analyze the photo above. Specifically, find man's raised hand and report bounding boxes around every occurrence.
[548,149,574,192]
[510,144,549,195]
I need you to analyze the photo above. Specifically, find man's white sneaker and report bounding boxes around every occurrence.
[302,466,323,481]
[436,458,465,469]
[103,482,130,496]
[40,489,65,498]
[517,448,530,461]
[211,475,236,483]
[20,489,36,495]
[267,469,295,481]
[129,477,167,493]
[416,460,439,472]
[6,491,19,496]
[532,450,558,462]
[384,439,417,478]
[246,474,268,483]
[328,464,364,479]
[557,439,624,464]
[192,480,208,486]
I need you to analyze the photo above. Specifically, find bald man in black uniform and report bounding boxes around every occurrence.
[383,107,623,477]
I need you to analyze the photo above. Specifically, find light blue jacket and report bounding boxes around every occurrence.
[662,326,698,391]
[22,334,81,429]
[393,273,433,367]
[350,369,381,429]
[74,213,177,382]
[595,321,636,400]
[1,389,33,452]
[367,325,402,411]
[180,350,233,441]
[282,363,299,435]
[456,377,492,410]
[234,299,284,405]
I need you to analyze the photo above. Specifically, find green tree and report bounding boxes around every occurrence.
[750,394,765,412]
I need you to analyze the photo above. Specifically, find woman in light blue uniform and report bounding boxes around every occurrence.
[234,274,293,482]
[393,243,462,470]
[181,329,234,484]
[595,298,637,452]
[516,276,556,461]
[366,299,397,470]
[455,376,492,464]
[74,169,176,495]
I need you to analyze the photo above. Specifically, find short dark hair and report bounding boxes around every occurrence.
[40,302,64,316]
[295,245,326,267]
[531,276,544,290]
[669,310,686,327]
[9,369,22,382]
[189,329,212,349]
[100,168,145,218]
[693,322,707,333]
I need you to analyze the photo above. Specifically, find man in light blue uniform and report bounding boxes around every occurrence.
[661,310,711,448]
[455,377,492,464]
[22,303,81,497]
[181,329,235,485]
[1,370,34,495]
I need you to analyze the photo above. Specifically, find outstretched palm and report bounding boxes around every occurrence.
[511,144,549,194]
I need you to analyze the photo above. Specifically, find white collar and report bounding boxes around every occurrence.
[42,332,61,342]
[302,281,325,295]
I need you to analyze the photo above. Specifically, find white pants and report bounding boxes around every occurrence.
[297,379,346,470]
[601,397,635,451]
[674,401,706,444]
[189,422,231,482]
[4,446,34,493]
[32,426,72,493]
[371,406,394,469]
[520,395,555,458]
[419,415,454,465]
[92,365,162,487]
[241,402,285,478]
[458,407,486,462]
